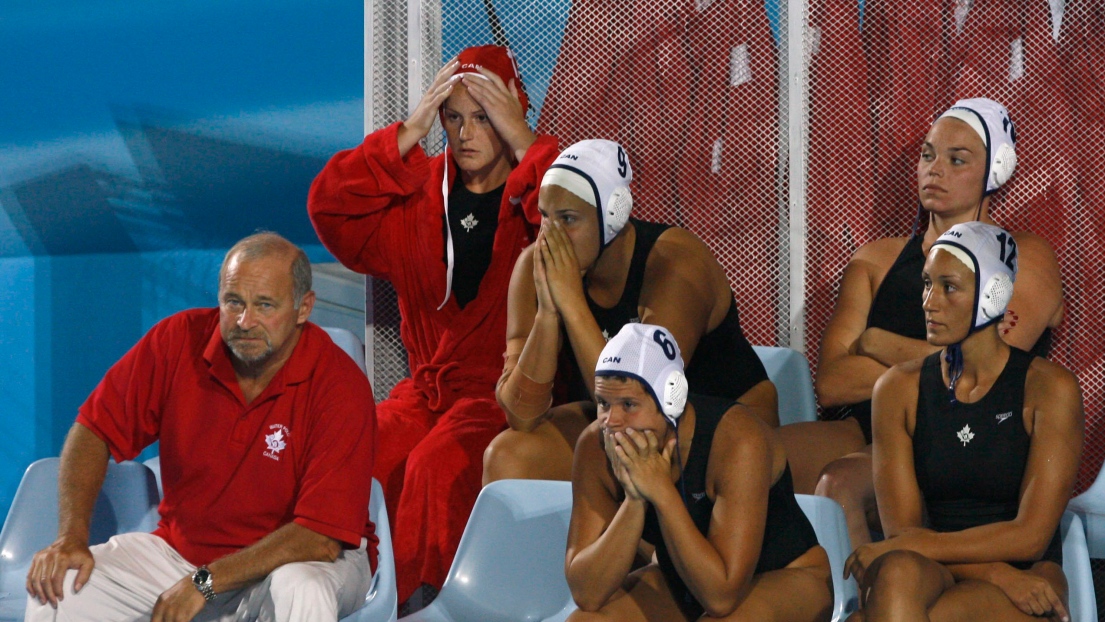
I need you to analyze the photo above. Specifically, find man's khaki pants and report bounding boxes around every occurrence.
[24,532,371,622]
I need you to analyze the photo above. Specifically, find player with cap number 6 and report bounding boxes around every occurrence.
[486,139,776,484]
[565,323,832,621]
[843,221,1083,622]
[782,98,1066,551]
[309,45,560,607]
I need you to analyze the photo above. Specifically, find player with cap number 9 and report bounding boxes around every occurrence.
[564,323,833,621]
[486,139,777,485]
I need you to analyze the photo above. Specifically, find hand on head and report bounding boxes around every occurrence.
[402,58,463,142]
[460,66,535,158]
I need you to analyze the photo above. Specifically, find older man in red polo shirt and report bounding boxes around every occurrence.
[24,232,377,622]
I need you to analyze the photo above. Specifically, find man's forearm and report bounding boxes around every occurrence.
[205,522,344,593]
[57,423,111,541]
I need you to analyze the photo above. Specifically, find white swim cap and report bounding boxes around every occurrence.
[930,221,1018,332]
[937,98,1018,194]
[542,139,633,249]
[595,323,688,423]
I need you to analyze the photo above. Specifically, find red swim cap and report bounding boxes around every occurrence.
[455,45,529,111]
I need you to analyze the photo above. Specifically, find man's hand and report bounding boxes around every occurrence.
[987,564,1070,622]
[26,534,95,606]
[461,66,536,162]
[151,575,208,622]
[397,59,463,156]
[540,221,587,317]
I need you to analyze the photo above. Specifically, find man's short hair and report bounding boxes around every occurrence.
[219,232,312,307]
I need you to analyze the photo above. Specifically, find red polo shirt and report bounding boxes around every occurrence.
[77,308,378,568]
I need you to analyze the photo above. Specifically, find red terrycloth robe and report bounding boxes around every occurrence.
[308,122,560,601]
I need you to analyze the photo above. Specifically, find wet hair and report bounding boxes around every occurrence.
[219,231,312,307]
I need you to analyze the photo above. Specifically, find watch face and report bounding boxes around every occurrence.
[193,568,211,585]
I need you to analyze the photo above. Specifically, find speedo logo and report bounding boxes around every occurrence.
[995,411,1013,424]
[601,356,621,364]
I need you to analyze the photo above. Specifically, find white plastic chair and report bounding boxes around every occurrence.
[0,458,160,621]
[401,480,574,622]
[1060,511,1098,622]
[795,494,860,621]
[1068,460,1105,559]
[143,454,163,499]
[323,326,368,376]
[342,479,398,621]
[752,346,818,425]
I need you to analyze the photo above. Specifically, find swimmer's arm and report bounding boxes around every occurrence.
[817,253,900,407]
[566,425,646,611]
[657,412,772,618]
[558,304,607,398]
[872,365,927,537]
[1001,232,1064,351]
[855,327,940,368]
[498,247,561,431]
[878,363,1083,564]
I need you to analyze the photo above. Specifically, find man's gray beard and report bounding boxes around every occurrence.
[228,337,274,368]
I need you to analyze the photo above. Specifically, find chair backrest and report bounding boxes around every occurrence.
[343,479,398,622]
[144,455,164,499]
[323,327,368,376]
[1068,456,1105,560]
[403,480,573,622]
[752,346,818,425]
[1061,511,1098,622]
[0,458,159,620]
[795,494,859,621]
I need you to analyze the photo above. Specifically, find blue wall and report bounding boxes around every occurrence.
[0,0,363,519]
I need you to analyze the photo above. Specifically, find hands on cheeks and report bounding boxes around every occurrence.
[533,229,560,319]
[607,428,677,505]
[26,535,95,607]
[151,575,207,622]
[539,221,587,317]
[461,67,536,160]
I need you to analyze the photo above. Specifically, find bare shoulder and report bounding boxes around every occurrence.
[711,404,774,464]
[514,242,537,273]
[1010,230,1061,272]
[1025,356,1082,404]
[876,357,925,394]
[853,236,911,270]
[649,226,720,270]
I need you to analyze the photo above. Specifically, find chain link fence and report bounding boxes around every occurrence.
[365,0,1104,492]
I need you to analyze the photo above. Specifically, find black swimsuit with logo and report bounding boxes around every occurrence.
[640,393,820,617]
[913,348,1062,569]
[830,235,1052,444]
[443,177,502,309]
[561,219,768,406]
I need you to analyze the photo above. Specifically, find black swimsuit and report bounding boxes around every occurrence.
[640,393,820,617]
[561,219,768,405]
[831,235,1052,443]
[913,349,1062,569]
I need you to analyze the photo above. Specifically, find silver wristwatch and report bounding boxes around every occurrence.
[191,565,216,602]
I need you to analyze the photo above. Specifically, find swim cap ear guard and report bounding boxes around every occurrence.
[542,139,634,250]
[595,323,687,423]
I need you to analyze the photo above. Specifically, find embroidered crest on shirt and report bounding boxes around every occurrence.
[601,329,610,341]
[460,213,478,232]
[957,424,975,446]
[264,424,290,461]
[995,411,1013,424]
